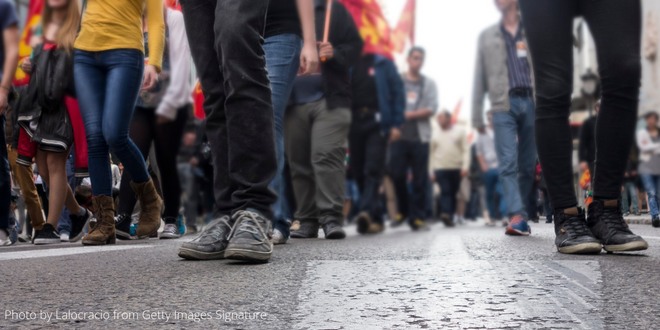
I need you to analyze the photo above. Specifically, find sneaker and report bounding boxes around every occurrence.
[115,214,132,240]
[653,218,660,228]
[623,212,631,217]
[587,199,648,252]
[290,220,319,239]
[160,219,182,239]
[356,212,371,235]
[440,213,454,227]
[366,223,385,234]
[69,208,91,242]
[60,233,70,242]
[224,210,273,263]
[411,219,430,231]
[178,216,232,260]
[34,223,61,245]
[390,214,406,228]
[177,215,187,236]
[531,217,540,224]
[633,211,642,216]
[271,228,287,245]
[290,220,301,231]
[502,218,509,227]
[186,225,198,236]
[485,218,496,227]
[322,219,346,239]
[0,225,18,246]
[545,218,553,224]
[505,215,531,236]
[553,207,602,254]
[18,235,29,243]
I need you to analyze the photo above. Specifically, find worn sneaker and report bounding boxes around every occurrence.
[322,218,346,239]
[34,223,61,245]
[587,199,648,252]
[0,223,18,246]
[271,228,287,245]
[440,213,454,227]
[69,208,91,242]
[554,207,602,254]
[290,220,319,239]
[390,214,406,228]
[177,214,187,236]
[160,219,182,239]
[224,210,273,263]
[356,212,372,235]
[60,233,70,242]
[178,216,232,260]
[505,215,531,236]
[411,219,430,231]
[115,214,132,240]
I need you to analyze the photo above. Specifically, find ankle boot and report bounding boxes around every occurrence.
[131,178,163,238]
[82,195,116,245]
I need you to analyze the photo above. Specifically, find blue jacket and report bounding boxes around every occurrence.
[373,55,405,134]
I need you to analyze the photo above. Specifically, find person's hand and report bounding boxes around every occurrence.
[579,161,589,172]
[156,114,173,125]
[299,42,319,75]
[0,89,7,116]
[390,127,401,142]
[21,58,32,75]
[461,169,469,178]
[142,65,159,91]
[317,42,334,61]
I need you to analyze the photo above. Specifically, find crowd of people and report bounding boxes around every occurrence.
[0,0,652,262]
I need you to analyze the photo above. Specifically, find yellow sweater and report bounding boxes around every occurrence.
[74,0,165,71]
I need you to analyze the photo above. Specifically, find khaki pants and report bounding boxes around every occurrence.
[285,99,351,225]
[8,146,45,230]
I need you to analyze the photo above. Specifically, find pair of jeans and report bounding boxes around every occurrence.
[390,140,429,222]
[484,169,507,219]
[434,169,462,217]
[519,0,641,209]
[57,151,76,235]
[621,181,639,214]
[180,0,277,219]
[0,115,10,230]
[264,33,302,235]
[349,114,388,224]
[73,49,150,197]
[492,96,537,218]
[117,106,189,218]
[540,188,552,220]
[640,174,659,218]
[285,99,351,224]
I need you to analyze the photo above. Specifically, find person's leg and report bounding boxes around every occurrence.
[436,170,453,218]
[409,141,430,222]
[628,182,639,213]
[0,115,10,238]
[484,169,497,218]
[359,126,387,225]
[448,170,463,217]
[8,147,44,230]
[515,96,538,219]
[389,141,410,220]
[643,175,660,219]
[56,153,76,237]
[621,184,630,214]
[263,34,302,239]
[492,111,525,216]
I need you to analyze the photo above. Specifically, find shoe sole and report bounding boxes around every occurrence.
[82,237,117,245]
[34,238,61,245]
[116,230,132,240]
[325,230,346,239]
[557,243,603,254]
[356,216,370,234]
[178,247,225,260]
[604,241,649,252]
[69,215,93,243]
[505,227,530,236]
[272,239,287,245]
[224,248,272,263]
[137,228,159,240]
[160,233,182,239]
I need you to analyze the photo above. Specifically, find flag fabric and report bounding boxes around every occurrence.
[338,0,393,60]
[14,0,44,86]
[192,80,205,120]
[166,0,181,11]
[390,0,415,53]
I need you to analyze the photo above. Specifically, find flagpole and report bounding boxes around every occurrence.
[321,0,333,62]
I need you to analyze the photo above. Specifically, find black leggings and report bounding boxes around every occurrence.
[519,0,641,209]
[117,106,189,218]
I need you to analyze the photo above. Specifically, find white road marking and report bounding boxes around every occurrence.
[0,245,154,261]
[642,236,660,240]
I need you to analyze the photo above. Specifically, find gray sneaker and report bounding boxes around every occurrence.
[177,216,232,260]
[160,222,182,239]
[225,209,273,263]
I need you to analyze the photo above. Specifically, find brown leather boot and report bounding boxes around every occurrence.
[82,195,116,245]
[131,178,163,238]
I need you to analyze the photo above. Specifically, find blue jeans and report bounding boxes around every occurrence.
[0,114,10,230]
[264,34,302,237]
[492,96,537,218]
[73,49,150,197]
[641,174,660,218]
[57,151,76,235]
[484,169,507,219]
[621,181,639,213]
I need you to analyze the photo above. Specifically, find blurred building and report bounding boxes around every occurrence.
[641,0,660,116]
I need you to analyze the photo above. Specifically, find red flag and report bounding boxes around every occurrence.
[192,80,205,120]
[166,0,182,11]
[338,0,393,60]
[14,0,44,86]
[390,0,416,53]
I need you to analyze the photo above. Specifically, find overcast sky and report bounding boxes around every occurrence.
[380,0,500,121]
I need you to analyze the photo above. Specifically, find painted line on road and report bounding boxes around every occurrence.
[642,236,660,240]
[0,245,154,261]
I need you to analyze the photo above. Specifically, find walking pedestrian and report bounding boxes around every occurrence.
[519,0,648,253]
[621,148,639,217]
[637,112,660,227]
[477,112,507,226]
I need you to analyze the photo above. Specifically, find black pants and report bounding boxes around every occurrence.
[180,0,277,219]
[349,114,387,224]
[117,106,189,218]
[390,140,429,221]
[520,0,641,209]
[434,169,461,218]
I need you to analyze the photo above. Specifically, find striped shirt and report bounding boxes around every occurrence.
[501,24,532,91]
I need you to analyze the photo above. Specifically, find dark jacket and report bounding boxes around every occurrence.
[578,115,597,164]
[373,55,405,134]
[314,0,363,110]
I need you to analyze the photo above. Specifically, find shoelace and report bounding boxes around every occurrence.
[192,217,231,242]
[599,205,632,234]
[229,211,268,242]
[561,212,591,238]
[509,216,524,226]
[163,224,177,233]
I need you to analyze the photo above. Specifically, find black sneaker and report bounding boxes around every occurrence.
[440,213,454,228]
[554,207,602,254]
[356,212,371,235]
[290,220,319,239]
[69,208,91,243]
[178,216,232,260]
[545,217,553,224]
[652,218,660,228]
[322,217,346,239]
[33,224,61,245]
[115,214,132,240]
[587,200,648,252]
[411,219,431,231]
[390,214,406,228]
[224,210,273,263]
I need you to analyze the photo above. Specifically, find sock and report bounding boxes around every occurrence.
[77,207,87,217]
[164,217,177,225]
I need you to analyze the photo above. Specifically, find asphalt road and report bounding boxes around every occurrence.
[2,219,660,330]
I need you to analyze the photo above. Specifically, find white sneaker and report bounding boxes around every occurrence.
[271,228,287,245]
[60,233,70,242]
[0,229,10,246]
